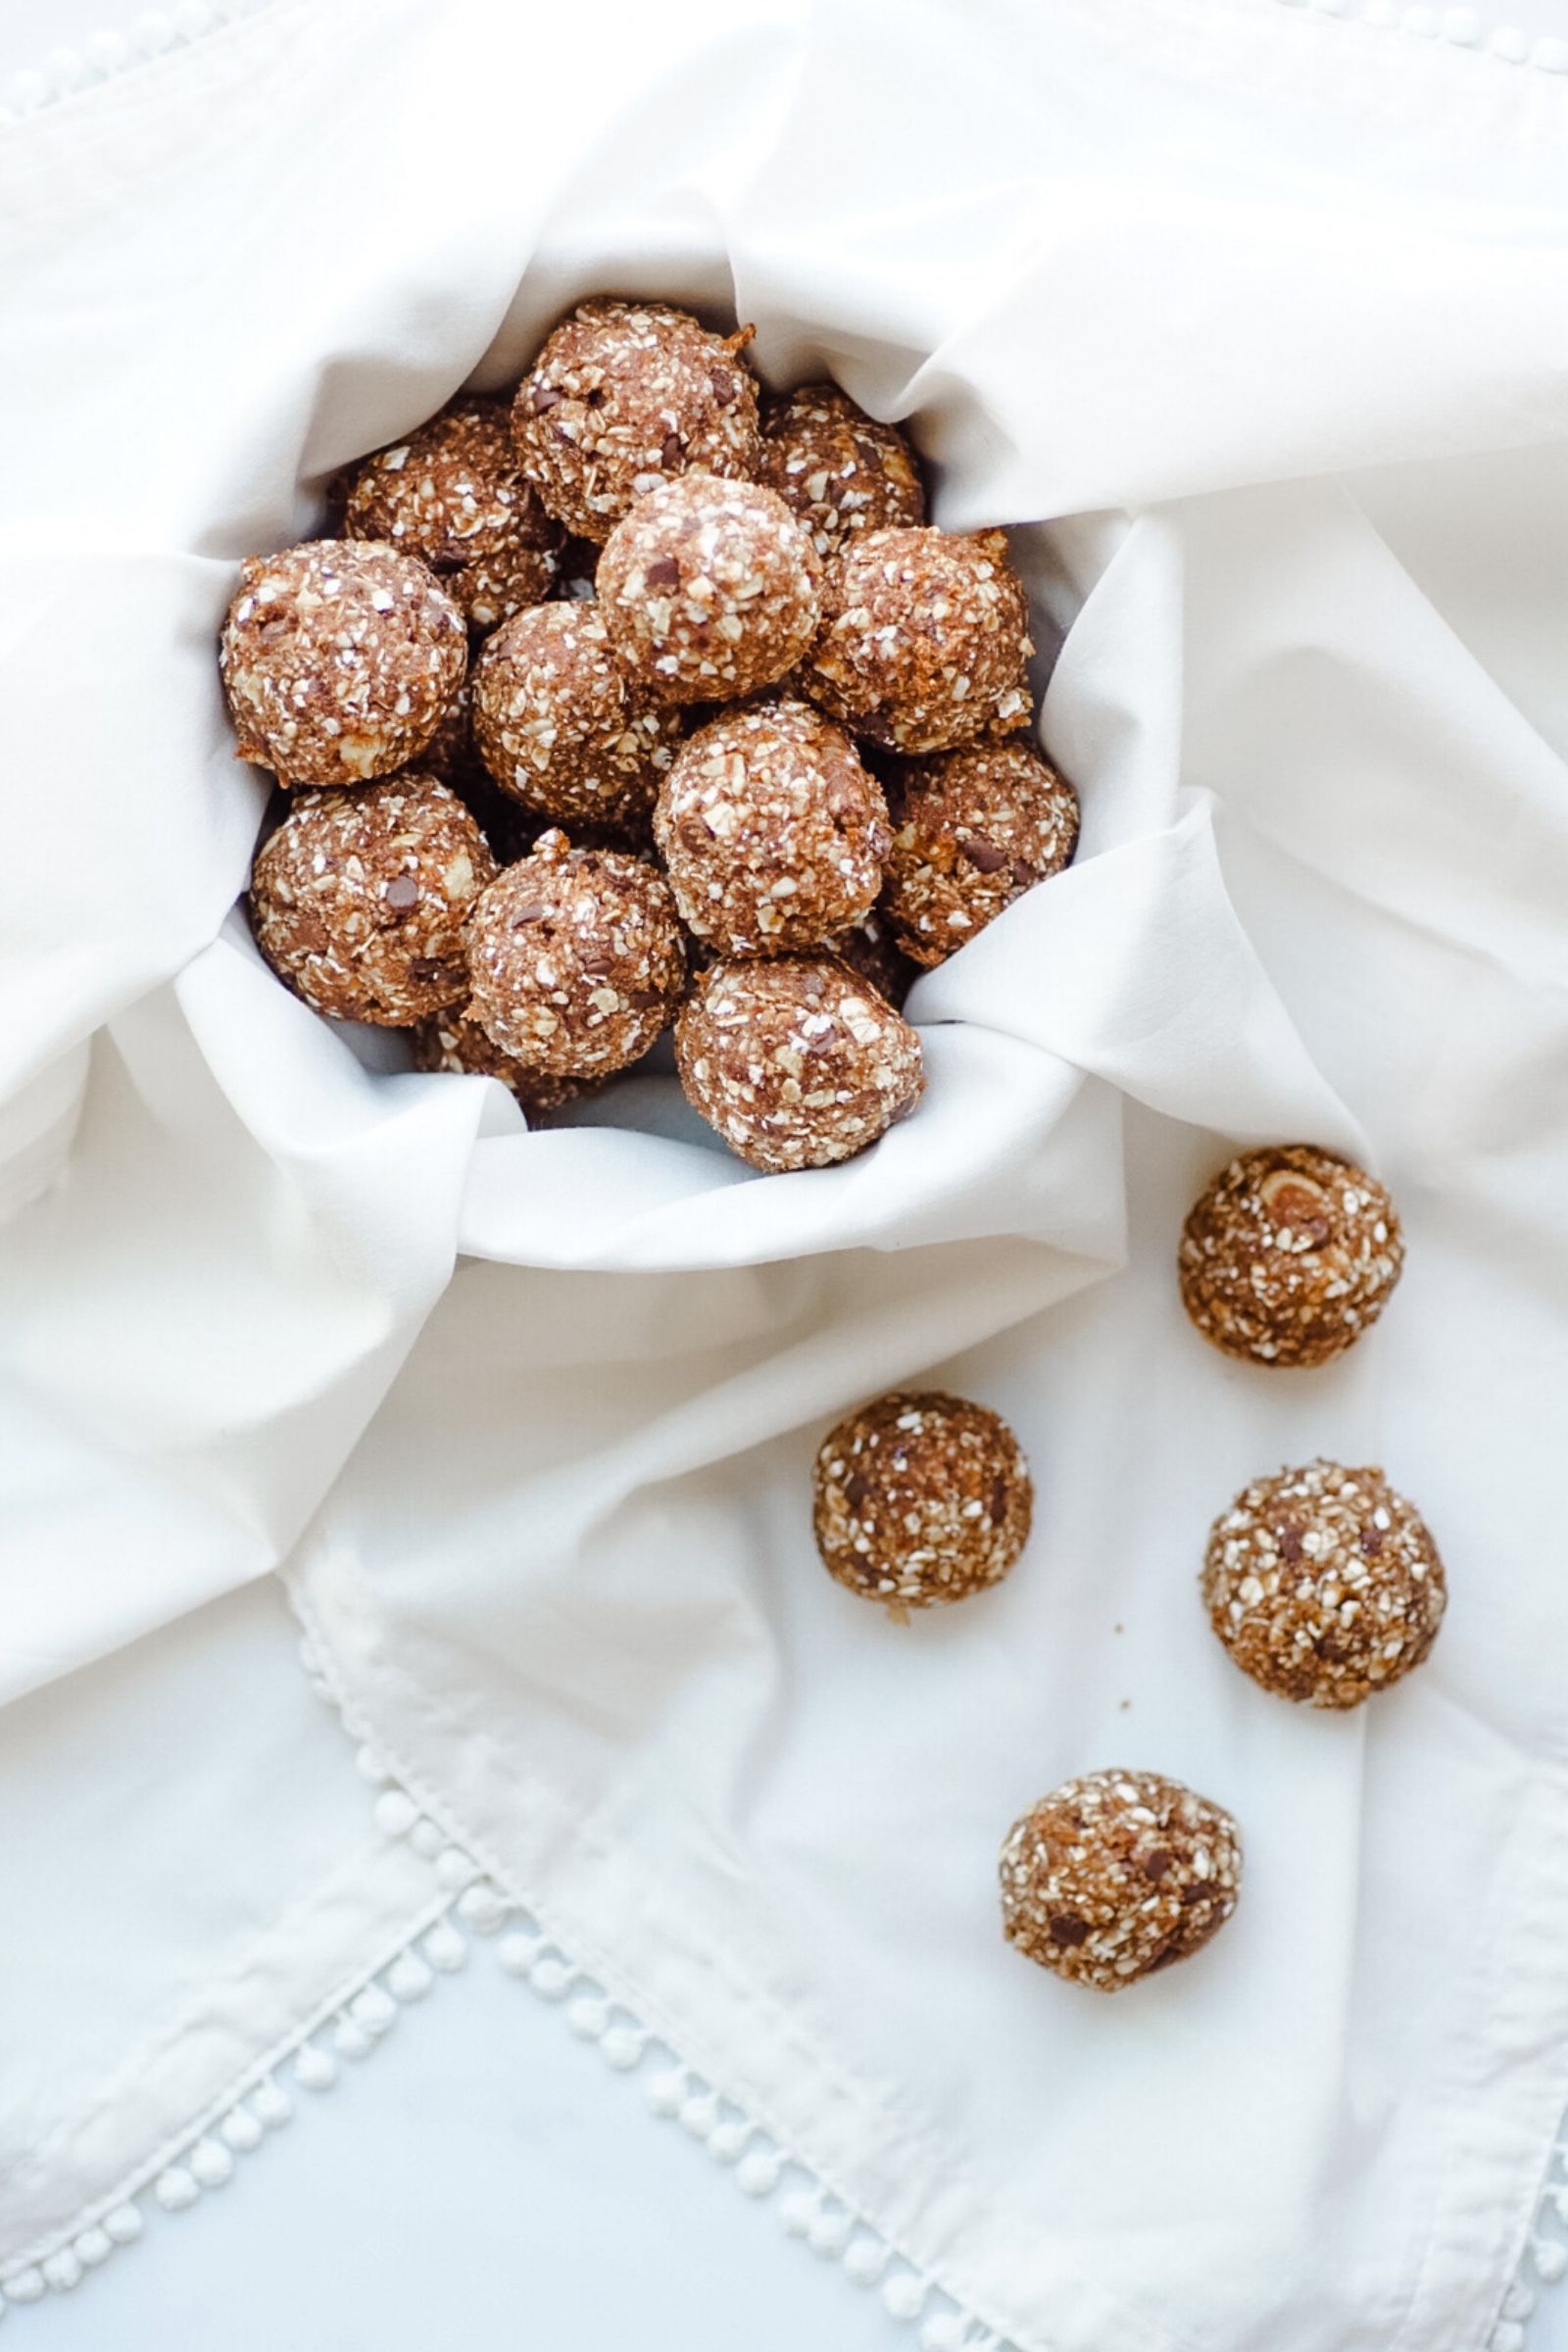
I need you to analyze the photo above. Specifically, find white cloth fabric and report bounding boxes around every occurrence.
[5,0,1568,2343]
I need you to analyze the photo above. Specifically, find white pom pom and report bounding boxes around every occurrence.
[645,2069,687,2119]
[294,2043,337,2090]
[422,1922,467,1973]
[1490,2325,1527,2352]
[567,1994,611,2040]
[498,1932,540,1979]
[409,1819,445,1859]
[1440,6,1479,41]
[1533,2239,1568,2283]
[599,2025,645,2071]
[679,2091,720,2138]
[736,2148,782,2197]
[220,2106,264,2153]
[188,2139,234,2189]
[133,12,177,53]
[843,2236,889,2285]
[103,2208,144,2245]
[354,1745,388,1785]
[154,2169,200,2212]
[1502,2281,1536,2321]
[706,2120,749,2164]
[332,2018,374,2061]
[883,2272,927,2321]
[252,2081,293,2129]
[388,1951,434,2002]
[435,1846,475,1891]
[808,2208,852,2257]
[73,2230,113,2269]
[779,2190,817,2237]
[920,2317,969,2352]
[85,29,132,73]
[1401,5,1438,33]
[350,1986,398,2035]
[457,1882,506,1934]
[1,2271,44,2304]
[40,2249,82,2291]
[373,1789,417,1839]
[1533,34,1568,71]
[529,1955,572,2000]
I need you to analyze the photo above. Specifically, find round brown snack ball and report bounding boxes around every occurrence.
[823,904,917,1010]
[597,474,822,707]
[513,299,761,543]
[1202,1459,1445,1710]
[466,831,685,1077]
[675,955,923,1172]
[759,383,925,559]
[1001,1771,1242,1991]
[812,1391,1032,1617]
[655,699,890,956]
[248,773,495,1024]
[801,526,1034,754]
[1179,1145,1404,1369]
[473,602,684,832]
[220,540,466,787]
[409,1000,599,1116]
[343,397,564,630]
[884,738,1079,967]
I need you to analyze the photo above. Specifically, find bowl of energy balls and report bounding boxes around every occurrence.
[221,297,1079,1172]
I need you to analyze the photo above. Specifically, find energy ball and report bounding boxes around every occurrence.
[513,299,761,542]
[466,830,685,1076]
[824,905,917,1010]
[472,601,684,832]
[408,1000,598,1117]
[220,540,466,787]
[248,773,494,1024]
[1179,1145,1404,1369]
[654,698,890,956]
[884,738,1079,966]
[675,954,923,1172]
[812,1391,1032,1617]
[343,397,564,630]
[1202,1459,1446,1709]
[597,473,822,707]
[801,526,1034,754]
[758,383,925,558]
[1001,1771,1242,1991]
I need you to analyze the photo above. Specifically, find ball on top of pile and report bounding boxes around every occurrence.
[465,828,685,1079]
[1202,1458,1445,1709]
[512,298,761,543]
[344,396,564,631]
[675,955,922,1172]
[812,1391,1032,1617]
[1179,1144,1403,1368]
[883,738,1079,966]
[597,472,821,706]
[1001,1771,1242,1991]
[655,698,890,957]
[220,540,466,787]
[247,773,494,1024]
[801,525,1033,753]
[758,383,925,557]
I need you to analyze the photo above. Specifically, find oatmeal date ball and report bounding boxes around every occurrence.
[1001,1771,1242,1991]
[248,773,494,1025]
[466,830,685,1076]
[801,526,1033,754]
[473,601,683,832]
[824,905,917,1010]
[675,955,923,1172]
[884,738,1079,967]
[758,383,926,559]
[343,397,564,630]
[655,698,890,956]
[1203,1459,1445,1709]
[812,1391,1032,1617]
[1179,1145,1404,1368]
[597,473,822,707]
[513,299,761,543]
[409,1001,598,1116]
[220,540,466,787]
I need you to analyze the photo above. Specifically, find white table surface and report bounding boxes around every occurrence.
[8,4,1568,2347]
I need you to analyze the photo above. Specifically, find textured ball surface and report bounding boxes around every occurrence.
[655,699,889,956]
[1001,1771,1242,1991]
[344,397,564,629]
[220,541,466,787]
[758,383,925,558]
[512,299,761,543]
[675,955,923,1171]
[597,473,821,706]
[472,601,684,832]
[248,773,494,1024]
[466,831,685,1076]
[1179,1145,1404,1368]
[884,738,1079,966]
[801,526,1033,753]
[1202,1459,1445,1708]
[408,1000,599,1116]
[812,1391,1032,1615]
